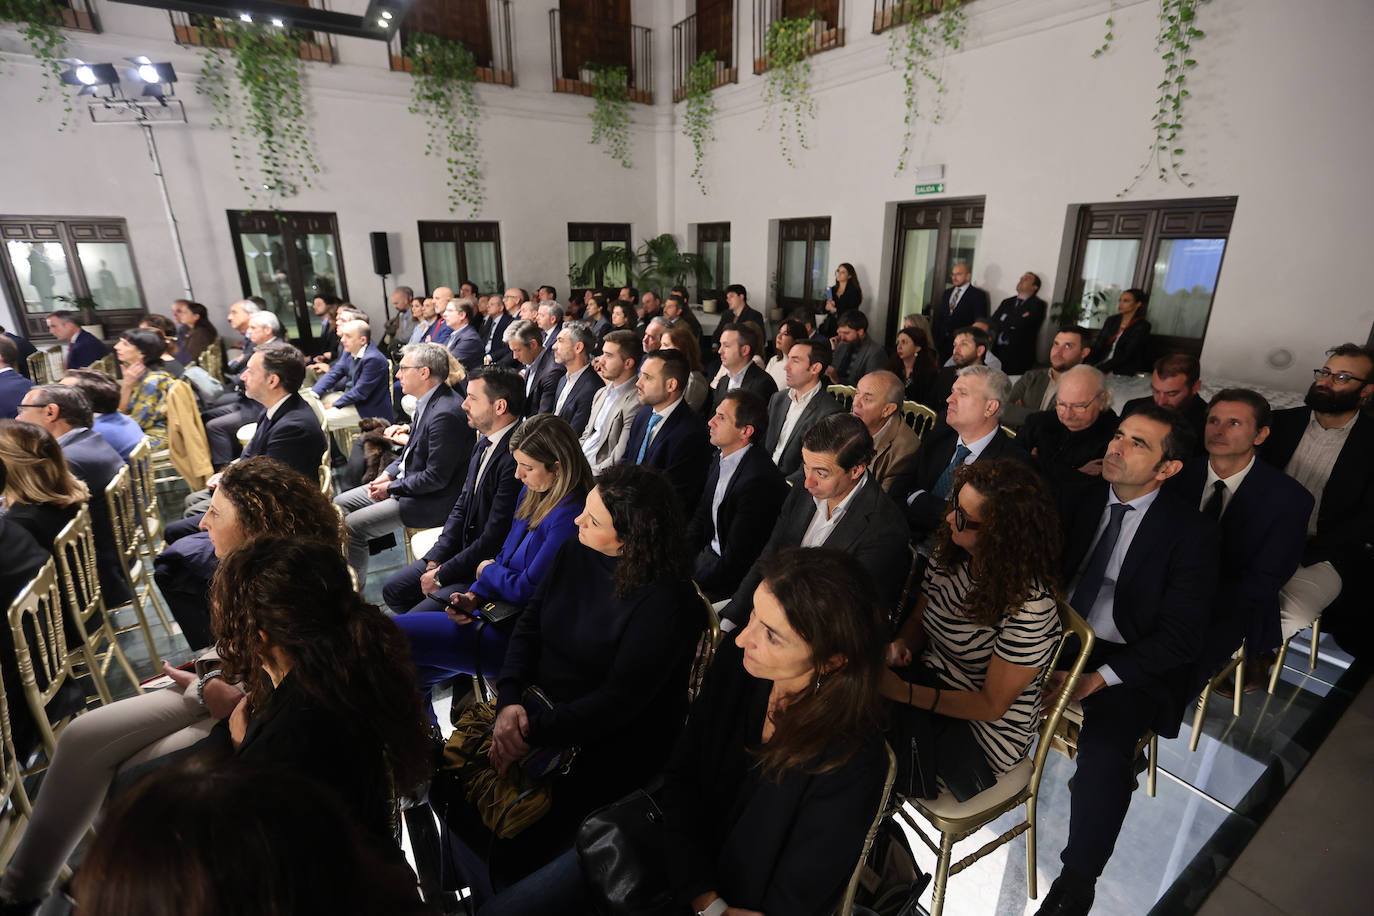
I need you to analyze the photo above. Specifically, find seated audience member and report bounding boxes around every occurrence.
[1085,288,1152,376]
[661,547,890,916]
[425,287,455,346]
[1121,353,1208,454]
[1019,365,1120,500]
[1258,343,1374,657]
[383,285,417,356]
[885,460,1062,799]
[931,262,990,362]
[1165,389,1312,693]
[219,299,261,384]
[312,319,394,422]
[15,385,130,605]
[688,390,789,602]
[641,316,669,358]
[407,296,438,346]
[765,338,844,484]
[0,466,51,758]
[0,336,33,418]
[1,322,37,378]
[46,310,110,371]
[73,762,432,916]
[888,324,940,407]
[852,369,921,492]
[988,271,1048,375]
[392,415,591,712]
[663,292,702,340]
[609,300,638,333]
[828,310,887,386]
[443,297,485,373]
[764,319,807,391]
[0,420,87,551]
[507,319,563,416]
[536,301,564,349]
[0,462,350,909]
[621,349,712,512]
[202,311,283,468]
[334,343,471,587]
[584,292,612,340]
[1038,406,1218,916]
[482,289,518,366]
[170,299,220,365]
[550,321,604,434]
[114,329,176,449]
[1004,326,1093,428]
[638,290,663,328]
[137,315,186,379]
[929,325,991,408]
[382,368,524,615]
[722,413,909,630]
[435,464,700,905]
[661,322,711,413]
[579,330,643,472]
[306,294,341,361]
[59,369,143,460]
[712,322,778,410]
[890,365,1030,545]
[711,284,766,361]
[617,285,638,304]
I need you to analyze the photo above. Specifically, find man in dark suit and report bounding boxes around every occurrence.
[926,325,990,409]
[1037,406,1218,916]
[688,390,789,602]
[1,323,37,378]
[550,322,604,435]
[1019,365,1119,501]
[827,310,888,386]
[203,310,283,468]
[536,301,564,349]
[663,292,702,342]
[481,291,517,366]
[711,322,777,410]
[46,310,109,370]
[929,263,989,362]
[312,320,394,421]
[1120,353,1207,455]
[442,298,485,375]
[621,349,712,513]
[0,336,33,418]
[711,284,767,365]
[765,338,844,484]
[988,271,1048,374]
[1258,342,1374,657]
[508,319,563,416]
[334,342,473,588]
[1165,389,1312,692]
[720,413,909,630]
[382,367,525,615]
[891,365,1030,544]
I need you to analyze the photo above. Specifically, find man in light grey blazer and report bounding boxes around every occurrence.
[765,338,844,483]
[580,329,644,472]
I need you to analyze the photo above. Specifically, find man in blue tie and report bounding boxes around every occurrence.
[621,349,711,513]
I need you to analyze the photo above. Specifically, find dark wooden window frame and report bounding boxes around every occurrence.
[753,0,845,74]
[776,216,831,312]
[169,2,336,63]
[883,196,985,345]
[226,209,348,346]
[696,222,730,303]
[417,221,506,296]
[672,0,738,102]
[568,222,632,292]
[388,0,516,87]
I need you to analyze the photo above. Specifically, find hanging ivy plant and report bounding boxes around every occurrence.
[1100,0,1207,195]
[761,14,817,167]
[887,0,966,174]
[587,62,631,168]
[0,0,72,125]
[195,19,320,205]
[405,33,483,215]
[1091,0,1118,58]
[682,50,718,196]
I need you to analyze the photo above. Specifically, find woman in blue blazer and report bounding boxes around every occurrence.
[393,414,593,720]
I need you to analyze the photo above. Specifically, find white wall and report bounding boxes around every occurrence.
[2,0,1372,389]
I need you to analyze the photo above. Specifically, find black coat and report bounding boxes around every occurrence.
[243,392,329,481]
[889,425,1032,541]
[1019,408,1120,502]
[764,386,845,484]
[988,294,1047,375]
[930,285,990,361]
[1087,315,1152,376]
[1122,393,1208,456]
[525,347,565,416]
[552,367,605,437]
[712,305,767,356]
[4,331,37,378]
[621,401,712,514]
[425,431,523,586]
[383,384,473,528]
[686,444,790,601]
[481,312,515,366]
[709,362,778,411]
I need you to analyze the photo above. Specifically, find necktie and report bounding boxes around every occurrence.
[1071,503,1134,616]
[950,287,962,311]
[635,413,664,463]
[466,436,491,495]
[1202,480,1226,520]
[932,444,972,501]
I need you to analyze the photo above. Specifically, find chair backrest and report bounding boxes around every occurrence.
[193,339,225,382]
[6,560,71,732]
[835,743,899,915]
[827,384,856,409]
[688,582,724,702]
[894,543,922,630]
[27,349,50,385]
[1030,603,1094,798]
[0,675,34,842]
[1001,424,1017,439]
[91,353,117,378]
[51,505,107,642]
[127,437,165,552]
[299,388,328,428]
[104,465,145,584]
[902,400,937,439]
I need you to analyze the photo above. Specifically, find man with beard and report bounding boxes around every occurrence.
[1003,326,1093,428]
[1121,353,1208,455]
[927,326,989,410]
[1258,343,1374,658]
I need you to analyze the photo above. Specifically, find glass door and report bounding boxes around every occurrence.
[228,210,348,346]
[885,196,985,344]
[418,221,506,298]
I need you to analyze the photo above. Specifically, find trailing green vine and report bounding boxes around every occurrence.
[887,0,966,174]
[1091,0,1118,58]
[761,14,817,167]
[405,33,483,215]
[195,19,319,205]
[682,50,718,195]
[587,63,631,168]
[0,0,72,126]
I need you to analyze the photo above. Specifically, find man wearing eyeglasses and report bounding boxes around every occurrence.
[1258,342,1374,658]
[1018,365,1119,501]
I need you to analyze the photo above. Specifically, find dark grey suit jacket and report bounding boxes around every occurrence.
[764,386,844,483]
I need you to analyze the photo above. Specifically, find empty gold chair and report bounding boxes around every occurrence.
[902,400,938,440]
[827,384,857,409]
[104,465,175,656]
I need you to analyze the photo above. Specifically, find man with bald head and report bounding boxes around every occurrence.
[1019,364,1119,499]
[931,262,990,362]
[851,370,920,492]
[481,289,518,366]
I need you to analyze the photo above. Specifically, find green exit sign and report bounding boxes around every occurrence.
[915,182,945,195]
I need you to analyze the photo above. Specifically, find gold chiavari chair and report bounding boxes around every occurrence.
[0,677,36,870]
[128,438,166,558]
[827,384,857,410]
[105,465,175,654]
[902,400,937,440]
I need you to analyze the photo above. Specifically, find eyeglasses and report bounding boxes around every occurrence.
[1313,368,1368,385]
[952,501,983,532]
[15,401,47,412]
[1054,398,1098,412]
[395,364,421,372]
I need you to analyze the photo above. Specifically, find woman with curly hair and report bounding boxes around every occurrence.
[437,463,702,906]
[114,327,176,449]
[885,458,1063,801]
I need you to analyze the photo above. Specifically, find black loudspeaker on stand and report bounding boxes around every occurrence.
[370,231,391,311]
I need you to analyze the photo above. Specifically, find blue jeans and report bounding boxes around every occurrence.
[478,848,589,916]
[392,611,511,723]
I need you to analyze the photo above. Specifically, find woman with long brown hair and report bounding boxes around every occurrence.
[0,419,88,549]
[888,324,941,408]
[660,321,709,413]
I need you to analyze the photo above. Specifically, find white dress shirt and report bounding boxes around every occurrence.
[554,364,588,416]
[802,477,867,547]
[1201,454,1255,517]
[772,381,823,465]
[583,377,632,456]
[709,444,750,555]
[1284,411,1356,535]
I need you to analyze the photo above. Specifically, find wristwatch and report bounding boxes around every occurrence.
[697,899,727,916]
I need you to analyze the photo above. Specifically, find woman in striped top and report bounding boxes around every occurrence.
[885,458,1063,800]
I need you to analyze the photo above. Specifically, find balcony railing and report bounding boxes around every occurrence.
[548,8,653,105]
[169,10,336,63]
[752,0,846,75]
[872,0,957,34]
[672,1,738,103]
[389,0,515,86]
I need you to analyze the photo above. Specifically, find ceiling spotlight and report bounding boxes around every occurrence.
[377,17,389,27]
[60,61,120,93]
[239,12,252,23]
[126,58,177,85]
[271,18,284,27]
[76,64,97,85]
[381,10,393,19]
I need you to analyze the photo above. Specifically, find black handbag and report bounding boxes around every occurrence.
[575,789,677,916]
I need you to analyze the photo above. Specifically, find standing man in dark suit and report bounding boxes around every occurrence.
[442,298,485,375]
[765,338,844,484]
[1165,389,1312,692]
[929,263,989,362]
[508,319,563,416]
[1,322,37,378]
[621,349,712,513]
[550,322,604,435]
[312,320,394,421]
[334,343,472,588]
[382,367,524,615]
[0,336,33,418]
[1258,342,1374,658]
[720,413,909,630]
[46,310,109,370]
[711,284,767,366]
[988,271,1048,374]
[711,322,777,410]
[1121,353,1208,454]
[1037,406,1218,916]
[688,390,789,602]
